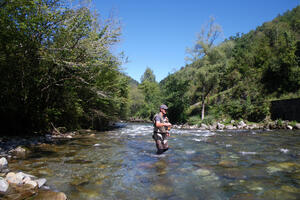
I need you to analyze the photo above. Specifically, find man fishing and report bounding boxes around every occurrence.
[152,104,172,154]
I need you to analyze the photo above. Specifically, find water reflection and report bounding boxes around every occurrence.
[7,123,300,199]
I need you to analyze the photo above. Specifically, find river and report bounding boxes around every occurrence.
[8,123,300,199]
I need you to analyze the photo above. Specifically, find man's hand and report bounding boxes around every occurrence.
[165,122,172,127]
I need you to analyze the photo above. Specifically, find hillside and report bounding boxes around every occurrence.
[159,6,300,123]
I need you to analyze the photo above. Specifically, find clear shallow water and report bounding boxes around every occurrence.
[9,123,300,200]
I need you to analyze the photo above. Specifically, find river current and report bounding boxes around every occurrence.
[9,123,300,199]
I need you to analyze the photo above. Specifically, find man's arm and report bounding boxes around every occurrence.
[155,121,172,128]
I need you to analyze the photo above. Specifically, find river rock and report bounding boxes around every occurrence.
[217,123,225,130]
[287,125,293,130]
[248,124,259,129]
[230,193,256,200]
[219,160,237,168]
[17,172,36,182]
[225,125,236,130]
[0,157,8,169]
[23,177,38,189]
[222,168,246,179]
[261,189,298,200]
[9,146,29,158]
[31,190,67,200]
[200,123,209,129]
[281,185,300,193]
[36,178,47,188]
[194,168,211,176]
[6,172,23,185]
[151,184,173,195]
[0,177,9,192]
[238,120,247,128]
[209,124,217,130]
[295,123,300,130]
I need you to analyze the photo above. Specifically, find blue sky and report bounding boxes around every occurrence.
[93,0,299,83]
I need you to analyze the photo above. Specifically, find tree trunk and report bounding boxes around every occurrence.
[201,92,205,120]
[201,101,205,120]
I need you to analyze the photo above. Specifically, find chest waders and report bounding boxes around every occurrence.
[153,113,169,154]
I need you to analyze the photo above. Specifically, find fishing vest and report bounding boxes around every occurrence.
[153,113,168,133]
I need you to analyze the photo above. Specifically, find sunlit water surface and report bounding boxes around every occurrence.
[9,123,300,200]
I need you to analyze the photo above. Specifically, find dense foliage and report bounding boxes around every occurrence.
[1,1,299,134]
[129,67,162,120]
[0,0,129,134]
[159,6,300,124]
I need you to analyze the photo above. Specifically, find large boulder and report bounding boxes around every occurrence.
[6,172,23,185]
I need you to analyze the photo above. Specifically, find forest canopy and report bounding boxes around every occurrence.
[0,0,129,134]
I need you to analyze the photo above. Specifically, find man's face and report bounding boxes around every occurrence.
[161,108,167,115]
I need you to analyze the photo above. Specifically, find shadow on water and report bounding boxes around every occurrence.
[7,124,300,200]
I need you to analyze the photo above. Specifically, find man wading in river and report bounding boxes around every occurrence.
[153,104,172,154]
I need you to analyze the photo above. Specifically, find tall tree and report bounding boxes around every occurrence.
[186,17,223,120]
[137,67,161,119]
[140,67,156,83]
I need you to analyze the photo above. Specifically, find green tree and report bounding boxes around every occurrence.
[141,67,156,83]
[161,74,190,123]
[186,17,223,120]
[137,68,161,119]
[0,0,127,134]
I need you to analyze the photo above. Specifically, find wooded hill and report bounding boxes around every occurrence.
[131,6,300,124]
[1,1,299,135]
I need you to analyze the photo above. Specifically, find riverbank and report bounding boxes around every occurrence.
[0,130,84,199]
[0,156,67,199]
[128,119,300,131]
[173,120,300,131]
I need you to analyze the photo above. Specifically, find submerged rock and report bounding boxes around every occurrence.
[194,168,211,176]
[32,190,67,200]
[219,160,238,168]
[9,146,30,158]
[261,189,299,200]
[151,184,173,195]
[230,193,256,200]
